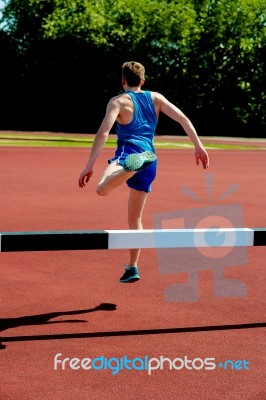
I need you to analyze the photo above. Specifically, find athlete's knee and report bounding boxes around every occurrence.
[96,184,109,196]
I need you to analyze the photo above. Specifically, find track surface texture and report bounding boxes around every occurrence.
[0,143,265,400]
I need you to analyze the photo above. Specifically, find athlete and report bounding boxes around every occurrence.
[79,61,209,283]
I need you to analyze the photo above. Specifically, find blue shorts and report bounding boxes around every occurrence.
[108,143,157,193]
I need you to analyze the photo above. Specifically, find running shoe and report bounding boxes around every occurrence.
[119,265,140,283]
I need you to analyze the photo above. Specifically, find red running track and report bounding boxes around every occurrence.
[0,146,265,400]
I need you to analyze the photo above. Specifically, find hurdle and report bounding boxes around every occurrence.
[0,228,265,252]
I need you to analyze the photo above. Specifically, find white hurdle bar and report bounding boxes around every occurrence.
[0,228,265,252]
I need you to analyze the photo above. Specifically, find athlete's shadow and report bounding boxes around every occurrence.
[0,303,117,349]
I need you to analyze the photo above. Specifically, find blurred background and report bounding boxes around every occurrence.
[0,0,265,137]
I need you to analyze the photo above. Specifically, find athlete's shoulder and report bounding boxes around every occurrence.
[149,91,166,109]
[148,91,164,105]
[149,91,165,101]
[111,92,131,101]
[105,93,124,108]
[108,93,131,106]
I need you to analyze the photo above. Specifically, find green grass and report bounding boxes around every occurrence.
[0,134,116,148]
[0,133,264,150]
[154,141,263,150]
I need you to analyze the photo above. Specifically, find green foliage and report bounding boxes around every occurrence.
[42,0,199,46]
[191,0,266,130]
[0,0,265,136]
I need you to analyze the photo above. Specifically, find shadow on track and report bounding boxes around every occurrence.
[1,320,265,349]
[0,303,117,349]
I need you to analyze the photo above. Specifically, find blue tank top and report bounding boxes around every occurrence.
[116,90,157,152]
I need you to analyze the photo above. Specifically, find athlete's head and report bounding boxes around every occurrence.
[122,61,145,87]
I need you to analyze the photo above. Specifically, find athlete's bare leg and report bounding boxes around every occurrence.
[127,188,149,267]
[96,161,135,196]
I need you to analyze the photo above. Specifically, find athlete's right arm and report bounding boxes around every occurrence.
[79,99,120,188]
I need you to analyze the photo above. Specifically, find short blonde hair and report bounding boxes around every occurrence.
[122,61,145,87]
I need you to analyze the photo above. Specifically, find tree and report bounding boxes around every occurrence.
[186,0,266,135]
[0,0,265,136]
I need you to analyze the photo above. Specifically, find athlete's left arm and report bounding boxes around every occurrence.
[154,93,209,169]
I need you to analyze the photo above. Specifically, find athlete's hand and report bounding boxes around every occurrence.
[195,146,209,169]
[79,168,93,188]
